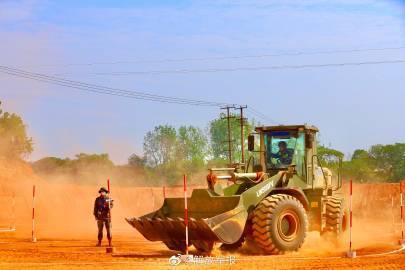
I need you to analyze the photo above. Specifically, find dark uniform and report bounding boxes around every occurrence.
[93,187,113,246]
[272,148,294,165]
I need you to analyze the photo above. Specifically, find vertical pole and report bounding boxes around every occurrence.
[32,185,36,242]
[399,181,405,246]
[349,179,353,252]
[239,106,245,165]
[106,179,115,252]
[401,185,404,242]
[12,193,16,230]
[107,178,112,233]
[107,178,111,219]
[107,178,111,215]
[221,106,235,168]
[391,195,395,234]
[163,186,166,200]
[183,174,189,255]
[226,107,233,166]
[236,105,247,166]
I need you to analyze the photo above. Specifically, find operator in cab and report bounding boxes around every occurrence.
[271,141,293,165]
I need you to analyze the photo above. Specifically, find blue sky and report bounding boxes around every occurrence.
[1,0,405,163]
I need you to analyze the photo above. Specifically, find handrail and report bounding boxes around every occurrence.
[209,168,235,172]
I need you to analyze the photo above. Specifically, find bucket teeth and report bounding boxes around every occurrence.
[126,216,218,241]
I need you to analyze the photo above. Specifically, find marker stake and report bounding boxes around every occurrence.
[31,185,37,243]
[346,180,356,258]
[183,174,189,255]
[400,181,405,246]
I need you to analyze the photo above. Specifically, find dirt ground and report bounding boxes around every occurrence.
[0,234,404,270]
[1,160,404,269]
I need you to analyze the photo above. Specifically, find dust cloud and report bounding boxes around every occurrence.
[0,158,191,240]
[298,182,401,256]
[0,158,151,239]
[0,158,402,255]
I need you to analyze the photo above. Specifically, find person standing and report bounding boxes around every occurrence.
[93,187,113,247]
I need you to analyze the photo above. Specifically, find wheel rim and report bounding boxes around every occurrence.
[277,209,300,242]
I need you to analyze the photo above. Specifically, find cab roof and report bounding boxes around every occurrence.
[255,124,319,133]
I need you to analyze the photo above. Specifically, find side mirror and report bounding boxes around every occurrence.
[305,133,314,149]
[248,135,255,151]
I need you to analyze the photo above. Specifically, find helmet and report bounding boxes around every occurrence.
[98,187,109,193]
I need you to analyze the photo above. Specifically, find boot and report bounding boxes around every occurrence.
[96,240,101,247]
[108,239,112,247]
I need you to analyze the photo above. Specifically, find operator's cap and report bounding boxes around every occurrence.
[98,187,109,193]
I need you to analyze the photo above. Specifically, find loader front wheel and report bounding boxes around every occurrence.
[252,194,308,254]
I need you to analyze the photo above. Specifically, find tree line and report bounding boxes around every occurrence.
[318,144,405,183]
[0,101,403,184]
[127,115,255,184]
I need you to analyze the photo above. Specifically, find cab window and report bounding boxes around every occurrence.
[264,131,306,177]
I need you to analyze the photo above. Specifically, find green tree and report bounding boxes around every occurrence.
[340,144,405,183]
[74,153,114,168]
[32,153,115,183]
[351,149,369,160]
[143,125,177,167]
[32,157,71,173]
[128,153,146,167]
[177,125,208,164]
[317,145,344,164]
[369,143,405,182]
[0,101,33,159]
[208,115,254,163]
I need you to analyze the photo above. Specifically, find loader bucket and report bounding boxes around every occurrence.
[126,189,247,245]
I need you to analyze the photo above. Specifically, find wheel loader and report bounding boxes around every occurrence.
[126,124,347,254]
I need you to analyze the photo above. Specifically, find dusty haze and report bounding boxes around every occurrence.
[0,158,402,256]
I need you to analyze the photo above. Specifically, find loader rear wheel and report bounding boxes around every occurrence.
[322,196,345,236]
[252,194,308,254]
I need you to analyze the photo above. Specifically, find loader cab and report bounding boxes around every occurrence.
[249,125,318,184]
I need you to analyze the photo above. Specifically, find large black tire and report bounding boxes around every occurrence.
[252,194,308,254]
[322,196,346,236]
